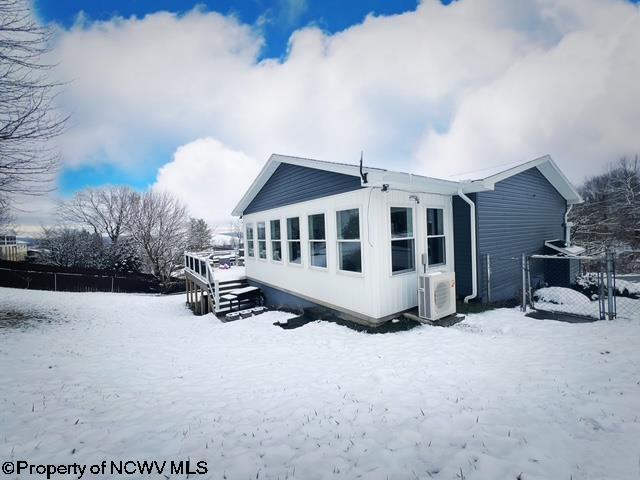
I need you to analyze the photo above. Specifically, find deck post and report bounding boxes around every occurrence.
[195,284,200,315]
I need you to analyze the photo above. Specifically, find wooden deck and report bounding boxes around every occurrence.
[184,252,254,315]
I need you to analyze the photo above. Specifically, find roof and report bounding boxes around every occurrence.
[232,153,582,216]
[451,155,583,204]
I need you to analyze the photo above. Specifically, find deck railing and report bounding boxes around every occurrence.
[184,251,245,314]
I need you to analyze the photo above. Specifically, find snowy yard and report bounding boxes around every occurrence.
[1,288,639,479]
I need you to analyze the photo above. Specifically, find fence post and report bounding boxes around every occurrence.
[486,254,492,304]
[111,276,114,293]
[521,253,527,312]
[605,249,615,320]
[54,272,57,291]
[526,256,532,310]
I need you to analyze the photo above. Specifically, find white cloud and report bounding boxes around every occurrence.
[45,0,640,221]
[153,138,260,225]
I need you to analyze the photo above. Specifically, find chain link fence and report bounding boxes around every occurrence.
[523,252,640,321]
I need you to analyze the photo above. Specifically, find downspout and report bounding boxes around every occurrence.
[564,204,573,247]
[457,188,478,303]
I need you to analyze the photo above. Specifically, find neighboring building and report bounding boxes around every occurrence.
[231,154,583,326]
[0,235,28,262]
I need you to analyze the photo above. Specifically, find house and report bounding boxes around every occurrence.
[231,154,583,326]
[0,235,28,262]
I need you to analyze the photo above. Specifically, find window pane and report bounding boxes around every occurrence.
[287,217,300,240]
[248,242,254,256]
[427,208,444,236]
[390,207,412,238]
[288,241,301,264]
[258,241,266,259]
[270,220,281,240]
[272,241,282,261]
[246,226,254,240]
[339,242,362,272]
[391,239,415,273]
[428,237,446,266]
[308,214,325,240]
[337,209,359,240]
[310,241,327,267]
[257,222,266,240]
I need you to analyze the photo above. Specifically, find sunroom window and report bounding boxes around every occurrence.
[257,222,267,259]
[246,224,254,257]
[308,213,327,268]
[287,217,301,264]
[336,208,362,273]
[426,208,446,266]
[390,207,415,274]
[270,219,282,261]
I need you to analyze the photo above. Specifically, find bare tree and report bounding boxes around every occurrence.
[571,155,640,264]
[127,190,188,289]
[0,0,67,208]
[59,186,136,243]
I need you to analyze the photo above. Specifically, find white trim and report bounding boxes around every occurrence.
[424,206,447,270]
[232,154,383,216]
[269,218,283,263]
[245,223,255,258]
[232,153,583,216]
[285,215,303,267]
[458,155,583,204]
[388,205,417,277]
[256,221,267,261]
[307,211,328,270]
[335,206,364,277]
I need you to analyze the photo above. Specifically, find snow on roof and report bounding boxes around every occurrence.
[447,159,528,181]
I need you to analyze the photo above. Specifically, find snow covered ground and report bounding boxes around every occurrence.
[534,286,640,320]
[1,288,639,479]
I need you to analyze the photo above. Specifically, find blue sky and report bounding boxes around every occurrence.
[16,0,640,230]
[36,0,445,195]
[36,1,437,60]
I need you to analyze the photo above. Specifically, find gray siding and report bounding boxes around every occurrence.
[248,279,318,312]
[452,194,476,298]
[476,167,567,302]
[244,163,363,215]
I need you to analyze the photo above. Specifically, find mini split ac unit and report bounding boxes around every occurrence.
[418,272,457,320]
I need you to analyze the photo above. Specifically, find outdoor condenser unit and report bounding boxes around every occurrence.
[418,272,457,320]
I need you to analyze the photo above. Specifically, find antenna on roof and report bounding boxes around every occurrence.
[359,151,368,184]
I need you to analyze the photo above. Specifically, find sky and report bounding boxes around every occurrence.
[13,0,640,232]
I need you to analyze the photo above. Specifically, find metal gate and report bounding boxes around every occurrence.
[524,252,619,320]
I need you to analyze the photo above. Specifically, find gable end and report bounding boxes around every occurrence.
[243,163,363,215]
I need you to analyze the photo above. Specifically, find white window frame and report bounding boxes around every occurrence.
[426,207,447,268]
[246,223,255,258]
[307,212,328,270]
[270,219,283,263]
[257,221,267,261]
[335,207,363,276]
[389,205,416,276]
[286,216,302,267]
